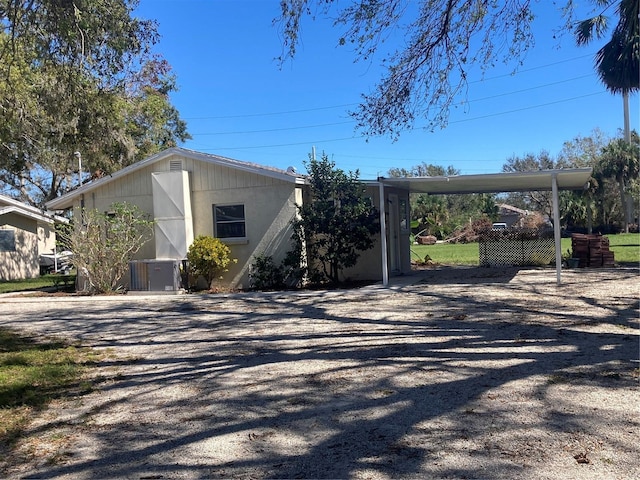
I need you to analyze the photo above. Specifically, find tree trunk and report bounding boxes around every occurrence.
[623,91,630,143]
[623,91,632,232]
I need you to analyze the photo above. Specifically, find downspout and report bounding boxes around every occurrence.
[378,180,389,286]
[552,173,562,285]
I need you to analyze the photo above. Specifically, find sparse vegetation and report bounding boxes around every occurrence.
[0,328,101,448]
[60,202,154,294]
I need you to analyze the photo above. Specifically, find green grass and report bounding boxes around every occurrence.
[412,241,480,265]
[605,233,640,264]
[0,328,100,448]
[411,233,640,266]
[0,273,76,294]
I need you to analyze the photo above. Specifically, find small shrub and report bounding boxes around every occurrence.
[249,243,306,291]
[187,236,236,289]
[249,254,285,290]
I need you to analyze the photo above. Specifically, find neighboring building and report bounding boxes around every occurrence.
[497,204,550,228]
[0,195,59,280]
[497,204,528,227]
[46,148,411,290]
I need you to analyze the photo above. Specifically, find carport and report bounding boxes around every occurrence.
[377,168,593,286]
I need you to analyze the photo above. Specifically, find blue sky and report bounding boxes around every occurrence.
[135,0,638,179]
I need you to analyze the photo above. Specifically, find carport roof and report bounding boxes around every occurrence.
[377,168,593,194]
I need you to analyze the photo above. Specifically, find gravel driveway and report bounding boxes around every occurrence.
[0,266,638,480]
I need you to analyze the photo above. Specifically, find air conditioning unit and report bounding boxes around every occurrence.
[129,259,182,292]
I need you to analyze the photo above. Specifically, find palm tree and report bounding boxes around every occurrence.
[575,0,639,231]
[598,134,640,231]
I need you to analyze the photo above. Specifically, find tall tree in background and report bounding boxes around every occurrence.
[573,0,639,143]
[573,0,639,232]
[597,133,640,231]
[276,1,620,139]
[388,163,459,178]
[558,130,610,232]
[0,0,190,207]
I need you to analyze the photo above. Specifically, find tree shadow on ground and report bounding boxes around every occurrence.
[0,267,638,479]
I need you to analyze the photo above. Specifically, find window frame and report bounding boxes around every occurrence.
[213,203,247,243]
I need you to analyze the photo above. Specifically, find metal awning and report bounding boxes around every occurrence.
[376,168,593,286]
[377,168,593,194]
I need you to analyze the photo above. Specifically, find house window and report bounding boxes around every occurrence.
[213,204,246,239]
[0,229,16,252]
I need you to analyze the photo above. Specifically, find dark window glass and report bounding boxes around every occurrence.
[0,230,16,252]
[214,204,246,238]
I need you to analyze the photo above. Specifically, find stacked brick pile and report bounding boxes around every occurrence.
[571,234,615,267]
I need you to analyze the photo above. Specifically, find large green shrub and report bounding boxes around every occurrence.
[293,153,379,285]
[187,236,236,289]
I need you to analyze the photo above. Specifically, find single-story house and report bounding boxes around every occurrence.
[0,194,60,280]
[45,147,593,289]
[46,147,412,290]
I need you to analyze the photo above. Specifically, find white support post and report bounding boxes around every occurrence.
[378,180,389,286]
[552,173,562,285]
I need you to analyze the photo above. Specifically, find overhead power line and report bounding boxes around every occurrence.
[192,80,604,136]
[449,91,606,124]
[183,53,598,121]
[192,120,353,136]
[192,90,608,151]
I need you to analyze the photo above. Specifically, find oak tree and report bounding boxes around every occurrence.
[0,0,190,207]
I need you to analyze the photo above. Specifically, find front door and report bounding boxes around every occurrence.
[388,194,401,273]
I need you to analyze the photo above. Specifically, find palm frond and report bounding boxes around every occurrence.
[574,15,609,45]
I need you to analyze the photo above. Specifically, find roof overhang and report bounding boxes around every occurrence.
[0,193,68,223]
[0,205,55,224]
[377,168,593,194]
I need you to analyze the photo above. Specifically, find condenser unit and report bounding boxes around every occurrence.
[129,259,182,292]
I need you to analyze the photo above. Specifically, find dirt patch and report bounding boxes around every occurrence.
[0,266,638,479]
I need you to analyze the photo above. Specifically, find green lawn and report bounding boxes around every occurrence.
[606,233,640,264]
[0,274,76,294]
[411,241,480,265]
[411,233,640,266]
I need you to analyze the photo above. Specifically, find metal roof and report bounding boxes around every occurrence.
[377,168,593,194]
[46,147,306,210]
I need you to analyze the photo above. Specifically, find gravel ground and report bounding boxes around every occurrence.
[0,266,638,480]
